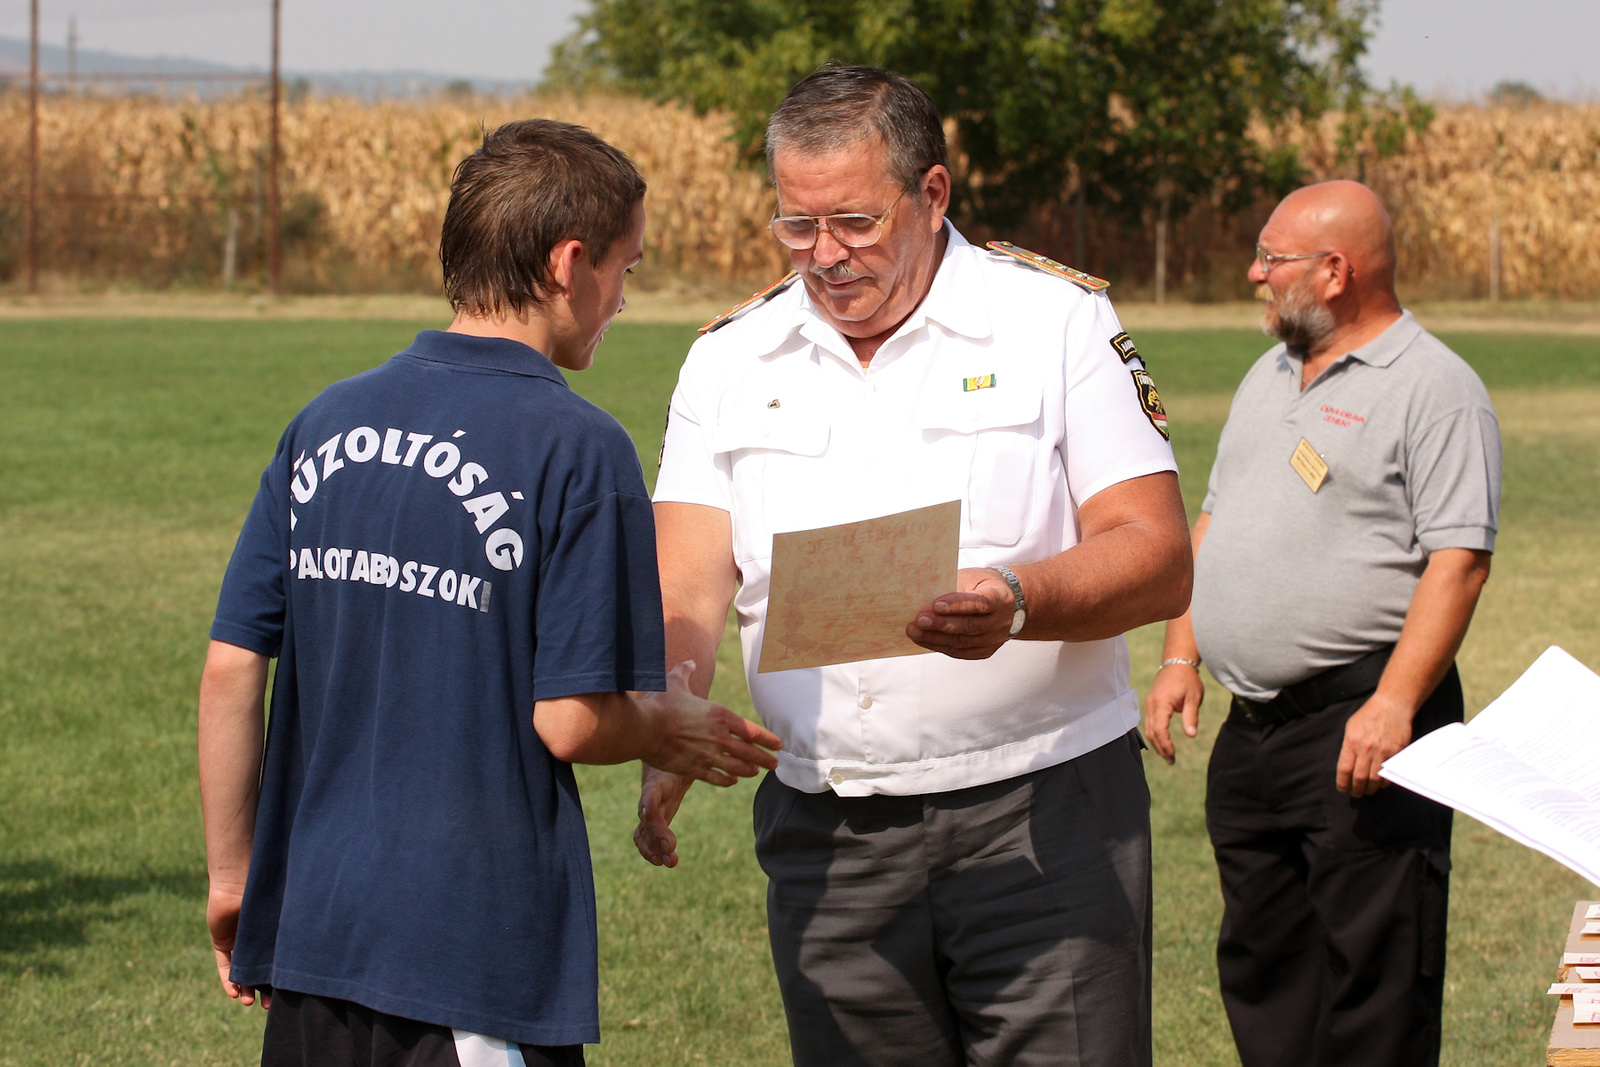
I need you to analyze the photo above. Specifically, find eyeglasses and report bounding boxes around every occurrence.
[1255,245,1333,274]
[769,190,907,250]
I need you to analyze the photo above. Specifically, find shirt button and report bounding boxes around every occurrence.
[828,770,844,785]
[858,696,874,709]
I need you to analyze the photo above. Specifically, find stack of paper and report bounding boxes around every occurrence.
[1545,902,1600,1056]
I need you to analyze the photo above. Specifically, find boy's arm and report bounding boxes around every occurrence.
[533,661,779,782]
[197,639,270,1008]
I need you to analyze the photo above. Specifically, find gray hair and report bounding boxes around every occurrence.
[764,66,948,196]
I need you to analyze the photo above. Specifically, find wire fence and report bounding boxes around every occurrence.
[1,90,1596,300]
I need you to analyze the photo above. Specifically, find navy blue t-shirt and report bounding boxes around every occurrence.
[210,330,667,1045]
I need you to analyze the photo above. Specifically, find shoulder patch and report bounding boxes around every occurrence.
[698,272,800,334]
[1110,331,1141,364]
[985,241,1109,293]
[1131,368,1170,440]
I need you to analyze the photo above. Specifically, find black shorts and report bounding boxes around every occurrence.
[260,989,585,1067]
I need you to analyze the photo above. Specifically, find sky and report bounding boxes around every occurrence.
[0,0,1595,99]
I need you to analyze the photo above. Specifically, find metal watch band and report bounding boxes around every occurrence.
[994,565,1027,637]
[1159,657,1201,672]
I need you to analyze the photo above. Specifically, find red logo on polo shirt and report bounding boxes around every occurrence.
[1320,405,1366,428]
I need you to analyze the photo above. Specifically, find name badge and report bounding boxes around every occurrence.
[1290,438,1329,493]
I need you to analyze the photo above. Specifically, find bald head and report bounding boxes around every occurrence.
[1263,180,1397,298]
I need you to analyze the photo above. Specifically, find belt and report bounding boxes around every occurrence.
[1231,646,1394,725]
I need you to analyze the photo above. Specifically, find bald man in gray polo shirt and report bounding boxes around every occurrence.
[1144,180,1500,1067]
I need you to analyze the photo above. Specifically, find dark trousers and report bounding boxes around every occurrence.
[754,730,1153,1067]
[1206,666,1461,1067]
[260,989,585,1067]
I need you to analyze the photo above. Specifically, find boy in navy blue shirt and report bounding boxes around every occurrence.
[198,119,781,1067]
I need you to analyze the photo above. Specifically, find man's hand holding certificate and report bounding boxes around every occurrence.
[759,501,962,673]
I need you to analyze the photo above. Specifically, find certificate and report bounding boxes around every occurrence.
[758,501,961,673]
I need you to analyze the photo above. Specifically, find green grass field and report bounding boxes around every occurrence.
[1,316,1597,1066]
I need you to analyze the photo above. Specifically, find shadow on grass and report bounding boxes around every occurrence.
[0,861,205,975]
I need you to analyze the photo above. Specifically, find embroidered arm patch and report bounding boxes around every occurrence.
[1131,368,1169,440]
[1110,332,1140,364]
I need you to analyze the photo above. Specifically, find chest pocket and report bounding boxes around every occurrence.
[913,374,1045,548]
[706,369,833,562]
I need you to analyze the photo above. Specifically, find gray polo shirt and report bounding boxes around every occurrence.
[1191,311,1501,700]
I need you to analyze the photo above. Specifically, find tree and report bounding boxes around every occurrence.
[549,0,1416,294]
[1488,80,1544,108]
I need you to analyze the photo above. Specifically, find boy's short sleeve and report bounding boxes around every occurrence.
[532,485,667,700]
[210,443,290,657]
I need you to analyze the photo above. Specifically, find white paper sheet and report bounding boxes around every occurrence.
[1380,646,1600,887]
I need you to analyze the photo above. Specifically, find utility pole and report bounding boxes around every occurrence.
[268,0,282,294]
[1154,185,1171,305]
[68,15,77,89]
[27,0,40,294]
[1489,216,1502,303]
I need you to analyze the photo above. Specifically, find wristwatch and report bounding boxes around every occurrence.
[993,565,1027,638]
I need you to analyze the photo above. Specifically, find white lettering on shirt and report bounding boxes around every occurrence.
[294,544,494,613]
[448,462,489,497]
[485,528,524,571]
[290,451,317,504]
[462,492,509,534]
[288,423,525,568]
[423,442,461,478]
[381,428,406,464]
[317,433,345,479]
[402,433,432,466]
[344,427,380,462]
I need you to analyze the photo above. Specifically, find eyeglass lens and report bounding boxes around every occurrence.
[771,214,882,250]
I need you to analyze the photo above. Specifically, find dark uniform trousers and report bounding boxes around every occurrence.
[755,730,1153,1067]
[1206,666,1461,1067]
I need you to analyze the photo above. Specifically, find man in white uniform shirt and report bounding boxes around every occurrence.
[638,66,1192,1067]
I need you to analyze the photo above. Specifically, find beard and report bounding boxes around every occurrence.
[1261,273,1336,352]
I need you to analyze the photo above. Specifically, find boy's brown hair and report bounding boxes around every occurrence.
[441,119,646,317]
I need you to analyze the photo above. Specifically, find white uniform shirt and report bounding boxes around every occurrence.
[656,226,1177,796]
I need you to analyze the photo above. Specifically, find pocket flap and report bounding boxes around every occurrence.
[707,374,830,456]
[913,373,1043,434]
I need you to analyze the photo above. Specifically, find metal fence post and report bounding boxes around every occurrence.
[27,0,40,294]
[268,0,282,294]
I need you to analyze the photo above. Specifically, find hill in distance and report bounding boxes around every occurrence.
[0,35,535,98]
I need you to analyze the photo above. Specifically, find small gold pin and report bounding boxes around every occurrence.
[767,399,781,409]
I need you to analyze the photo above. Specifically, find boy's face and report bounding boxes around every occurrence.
[552,202,646,372]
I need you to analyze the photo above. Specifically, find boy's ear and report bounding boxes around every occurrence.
[545,239,585,300]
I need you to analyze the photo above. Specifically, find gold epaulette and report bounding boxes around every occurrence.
[698,272,800,334]
[985,241,1109,293]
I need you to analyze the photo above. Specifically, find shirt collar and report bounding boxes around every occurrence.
[1281,309,1421,376]
[403,329,569,384]
[892,223,991,341]
[1343,310,1420,368]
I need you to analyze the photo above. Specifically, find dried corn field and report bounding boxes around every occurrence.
[0,91,787,291]
[1293,104,1600,300]
[1,90,1597,298]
